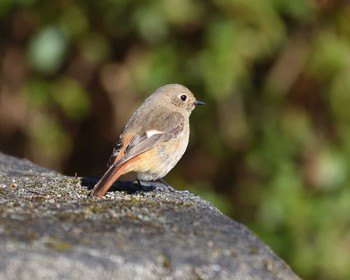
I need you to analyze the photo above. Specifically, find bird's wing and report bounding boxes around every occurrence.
[107,109,185,167]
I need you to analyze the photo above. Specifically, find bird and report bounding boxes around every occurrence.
[89,84,205,197]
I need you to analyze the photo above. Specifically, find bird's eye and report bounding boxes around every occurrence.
[180,95,187,101]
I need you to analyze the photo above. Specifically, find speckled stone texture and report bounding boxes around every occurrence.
[0,152,300,280]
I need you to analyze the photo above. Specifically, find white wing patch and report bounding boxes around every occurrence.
[146,129,163,138]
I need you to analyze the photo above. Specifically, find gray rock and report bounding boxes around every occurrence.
[0,152,300,280]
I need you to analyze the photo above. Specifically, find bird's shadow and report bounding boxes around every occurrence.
[81,177,157,195]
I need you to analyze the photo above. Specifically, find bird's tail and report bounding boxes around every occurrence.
[89,163,125,197]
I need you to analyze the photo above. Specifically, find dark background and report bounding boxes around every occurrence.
[1,1,350,279]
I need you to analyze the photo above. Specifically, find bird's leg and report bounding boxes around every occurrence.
[159,178,176,192]
[135,178,176,192]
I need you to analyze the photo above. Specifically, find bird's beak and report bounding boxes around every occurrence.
[194,100,206,106]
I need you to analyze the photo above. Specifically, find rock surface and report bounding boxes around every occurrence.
[0,152,300,280]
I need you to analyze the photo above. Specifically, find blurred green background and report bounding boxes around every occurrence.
[1,0,350,279]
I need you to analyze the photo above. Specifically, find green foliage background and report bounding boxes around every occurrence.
[1,1,350,279]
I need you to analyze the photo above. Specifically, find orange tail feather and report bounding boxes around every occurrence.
[90,163,126,197]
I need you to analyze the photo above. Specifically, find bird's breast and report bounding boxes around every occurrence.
[134,123,190,181]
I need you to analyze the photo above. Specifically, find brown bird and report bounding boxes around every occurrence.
[90,84,205,197]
